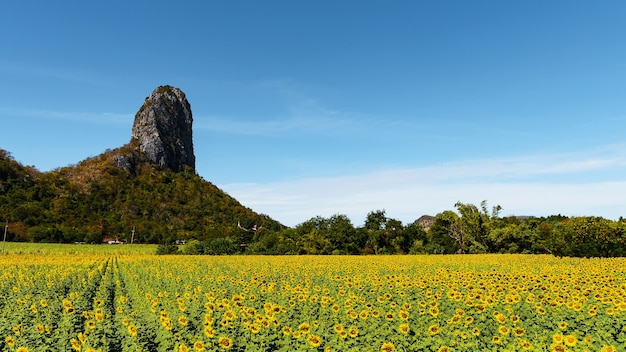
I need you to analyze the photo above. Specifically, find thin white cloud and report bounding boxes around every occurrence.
[0,60,105,86]
[194,114,354,137]
[194,109,405,138]
[193,78,403,137]
[1,107,133,125]
[220,146,626,226]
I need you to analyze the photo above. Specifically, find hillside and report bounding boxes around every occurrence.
[0,147,282,244]
[0,146,282,243]
[0,86,283,244]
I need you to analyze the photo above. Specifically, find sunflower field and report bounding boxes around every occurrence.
[1,254,625,352]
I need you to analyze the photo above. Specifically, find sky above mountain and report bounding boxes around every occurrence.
[2,1,626,226]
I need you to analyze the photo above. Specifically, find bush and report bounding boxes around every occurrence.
[156,243,179,255]
[181,239,203,255]
[202,238,237,255]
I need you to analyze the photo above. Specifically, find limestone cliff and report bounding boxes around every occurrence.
[130,85,195,172]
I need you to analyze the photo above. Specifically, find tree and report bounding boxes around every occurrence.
[385,218,405,254]
[294,216,330,254]
[552,216,626,257]
[364,210,387,254]
[427,211,459,254]
[454,200,501,253]
[405,220,429,254]
[327,214,359,254]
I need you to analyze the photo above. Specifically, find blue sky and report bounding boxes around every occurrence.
[2,1,626,226]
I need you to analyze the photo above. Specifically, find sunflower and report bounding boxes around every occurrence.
[223,310,235,320]
[193,341,205,351]
[447,315,460,324]
[16,347,28,352]
[12,324,22,335]
[397,323,410,335]
[428,324,441,335]
[381,342,395,352]
[5,336,15,348]
[429,306,440,317]
[437,347,450,352]
[307,334,322,348]
[298,322,311,334]
[70,339,81,351]
[512,326,525,337]
[203,326,215,338]
[348,325,359,338]
[550,344,566,352]
[498,325,511,335]
[552,333,564,344]
[557,321,568,330]
[564,335,577,347]
[494,313,507,324]
[62,299,72,309]
[519,340,532,350]
[218,336,233,349]
[128,324,138,337]
[248,323,261,334]
[95,312,105,322]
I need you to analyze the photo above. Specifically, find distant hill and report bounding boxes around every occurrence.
[0,86,283,243]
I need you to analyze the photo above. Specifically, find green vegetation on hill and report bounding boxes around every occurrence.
[0,148,282,244]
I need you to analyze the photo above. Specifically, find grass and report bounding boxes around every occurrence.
[0,241,158,255]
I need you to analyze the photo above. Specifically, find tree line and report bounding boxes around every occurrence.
[170,203,626,258]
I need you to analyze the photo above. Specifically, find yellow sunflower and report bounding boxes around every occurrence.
[381,342,395,352]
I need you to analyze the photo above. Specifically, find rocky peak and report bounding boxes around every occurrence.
[131,85,195,172]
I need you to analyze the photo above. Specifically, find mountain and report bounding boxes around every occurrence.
[0,86,283,244]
